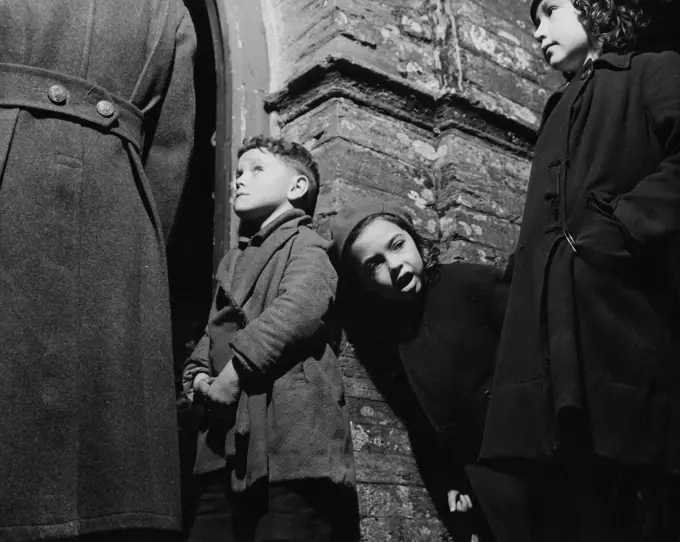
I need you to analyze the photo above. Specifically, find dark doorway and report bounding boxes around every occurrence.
[170,0,216,387]
[171,2,217,535]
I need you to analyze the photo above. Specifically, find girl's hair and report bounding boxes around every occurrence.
[344,212,440,287]
[573,0,648,53]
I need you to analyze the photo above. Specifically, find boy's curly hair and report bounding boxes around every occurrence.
[344,212,440,288]
[573,0,648,52]
[237,136,320,215]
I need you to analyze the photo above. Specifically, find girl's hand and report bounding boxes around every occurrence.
[447,489,473,513]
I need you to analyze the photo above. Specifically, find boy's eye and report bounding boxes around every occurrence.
[254,165,264,173]
[235,170,242,179]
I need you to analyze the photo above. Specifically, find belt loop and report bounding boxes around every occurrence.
[0,62,144,151]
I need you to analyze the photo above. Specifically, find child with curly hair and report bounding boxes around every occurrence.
[479,0,680,539]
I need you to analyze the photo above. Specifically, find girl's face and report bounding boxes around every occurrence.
[533,0,600,74]
[349,217,424,301]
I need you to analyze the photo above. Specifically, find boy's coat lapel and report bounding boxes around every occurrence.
[229,225,300,309]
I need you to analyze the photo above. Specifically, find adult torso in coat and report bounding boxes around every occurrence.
[481,51,680,471]
[0,1,195,539]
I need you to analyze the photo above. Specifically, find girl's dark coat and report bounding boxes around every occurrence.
[480,51,680,471]
[397,263,509,464]
[0,1,195,539]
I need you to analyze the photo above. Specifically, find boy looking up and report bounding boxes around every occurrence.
[183,136,356,542]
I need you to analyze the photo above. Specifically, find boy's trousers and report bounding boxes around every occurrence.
[187,469,358,542]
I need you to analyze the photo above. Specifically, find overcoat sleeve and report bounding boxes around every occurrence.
[143,9,196,241]
[182,332,210,398]
[614,51,680,244]
[230,236,338,382]
[181,250,241,396]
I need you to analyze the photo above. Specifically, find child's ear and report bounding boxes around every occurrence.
[287,174,310,205]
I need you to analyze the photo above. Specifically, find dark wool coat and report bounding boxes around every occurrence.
[481,51,680,471]
[0,1,195,540]
[397,263,509,465]
[183,210,355,492]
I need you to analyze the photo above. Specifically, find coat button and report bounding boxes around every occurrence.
[47,84,68,105]
[96,100,115,117]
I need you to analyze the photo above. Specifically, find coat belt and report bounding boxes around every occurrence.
[0,62,144,151]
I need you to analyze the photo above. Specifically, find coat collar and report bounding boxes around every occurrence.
[238,208,310,249]
[594,51,632,70]
[538,52,632,134]
[228,209,311,307]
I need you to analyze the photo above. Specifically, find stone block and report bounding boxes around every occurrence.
[439,238,510,267]
[457,18,542,81]
[360,516,454,542]
[351,420,413,456]
[267,0,445,94]
[313,138,439,224]
[436,128,531,221]
[461,48,549,117]
[344,375,385,402]
[359,483,435,519]
[282,98,439,169]
[348,397,406,430]
[439,207,519,251]
[452,0,537,52]
[355,449,424,485]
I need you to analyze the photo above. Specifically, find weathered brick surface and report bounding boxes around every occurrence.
[257,0,557,538]
[266,0,444,93]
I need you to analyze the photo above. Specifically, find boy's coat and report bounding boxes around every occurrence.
[186,211,355,491]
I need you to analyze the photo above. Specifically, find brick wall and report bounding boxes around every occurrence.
[260,0,560,538]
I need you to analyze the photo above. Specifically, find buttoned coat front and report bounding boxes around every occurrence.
[0,1,195,539]
[481,51,680,471]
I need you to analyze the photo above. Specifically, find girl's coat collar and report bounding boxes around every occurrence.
[595,51,632,70]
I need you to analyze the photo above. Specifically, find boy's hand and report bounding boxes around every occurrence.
[193,373,212,395]
[447,489,473,513]
[189,373,213,404]
[206,360,241,409]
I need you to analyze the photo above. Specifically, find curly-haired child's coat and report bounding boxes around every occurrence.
[481,51,680,471]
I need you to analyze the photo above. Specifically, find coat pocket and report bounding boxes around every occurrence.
[568,190,633,272]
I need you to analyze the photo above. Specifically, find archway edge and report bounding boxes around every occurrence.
[205,0,271,265]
